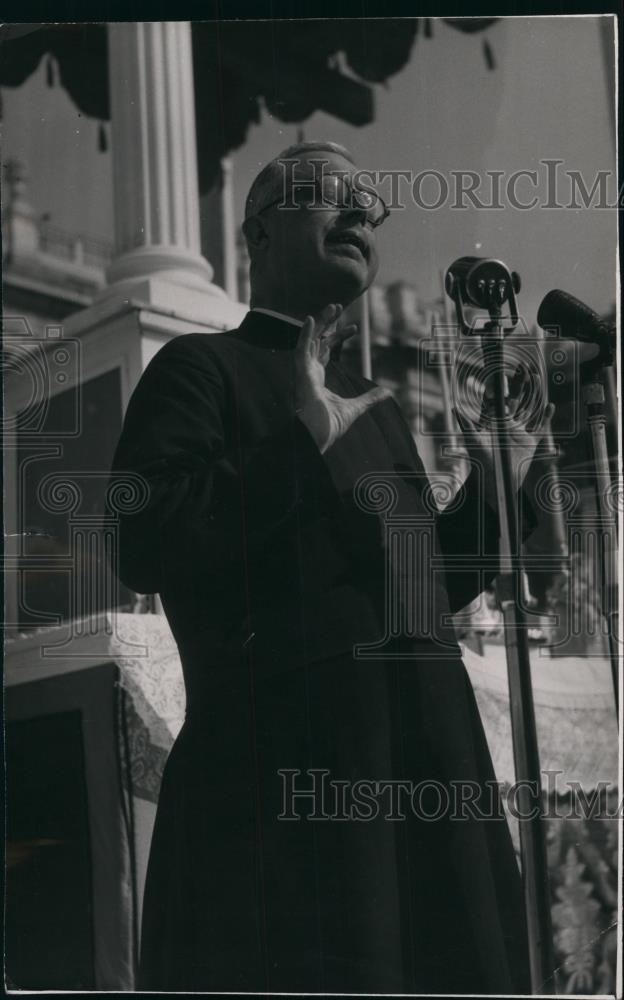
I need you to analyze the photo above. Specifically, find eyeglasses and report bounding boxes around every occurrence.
[252,172,390,229]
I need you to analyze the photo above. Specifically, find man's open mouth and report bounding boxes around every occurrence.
[326,230,369,259]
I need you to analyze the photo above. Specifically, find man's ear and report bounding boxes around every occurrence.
[242,215,269,252]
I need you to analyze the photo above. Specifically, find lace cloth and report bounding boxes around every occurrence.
[461,643,619,789]
[107,613,618,793]
[108,613,186,751]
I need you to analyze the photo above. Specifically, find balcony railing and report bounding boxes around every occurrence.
[39,225,113,270]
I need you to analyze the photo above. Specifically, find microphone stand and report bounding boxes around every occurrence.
[537,292,619,717]
[446,259,555,994]
[532,322,570,649]
[582,368,620,712]
[483,308,555,997]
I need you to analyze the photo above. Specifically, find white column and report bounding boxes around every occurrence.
[105,21,216,293]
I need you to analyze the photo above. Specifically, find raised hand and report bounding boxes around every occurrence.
[295,303,392,454]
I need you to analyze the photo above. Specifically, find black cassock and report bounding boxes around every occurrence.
[111,310,533,993]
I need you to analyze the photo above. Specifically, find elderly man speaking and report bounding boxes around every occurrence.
[111,141,550,993]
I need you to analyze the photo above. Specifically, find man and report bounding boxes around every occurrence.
[111,141,551,993]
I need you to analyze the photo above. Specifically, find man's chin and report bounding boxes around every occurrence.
[321,260,370,304]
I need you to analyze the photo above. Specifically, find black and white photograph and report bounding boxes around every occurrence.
[2,8,622,995]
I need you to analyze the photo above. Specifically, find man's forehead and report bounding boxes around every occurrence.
[285,151,360,179]
[245,148,370,218]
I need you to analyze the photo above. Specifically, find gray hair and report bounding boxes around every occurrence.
[244,140,355,220]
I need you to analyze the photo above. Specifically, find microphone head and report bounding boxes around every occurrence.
[446,256,520,308]
[537,289,614,364]
[537,289,600,335]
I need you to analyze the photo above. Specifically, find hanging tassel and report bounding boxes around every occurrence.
[46,55,55,87]
[483,39,496,70]
[98,122,108,153]
[424,18,433,38]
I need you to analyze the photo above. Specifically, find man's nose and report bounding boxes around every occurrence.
[339,203,369,227]
[340,205,375,238]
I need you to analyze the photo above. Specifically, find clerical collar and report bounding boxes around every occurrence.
[251,307,303,328]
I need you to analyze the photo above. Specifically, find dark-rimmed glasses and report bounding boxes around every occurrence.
[251,172,390,229]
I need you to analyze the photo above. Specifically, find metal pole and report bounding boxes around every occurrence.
[533,323,569,647]
[583,376,620,713]
[534,323,569,568]
[439,273,469,482]
[482,314,555,994]
[360,289,372,380]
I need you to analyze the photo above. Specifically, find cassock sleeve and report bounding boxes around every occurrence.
[435,464,539,613]
[108,335,341,595]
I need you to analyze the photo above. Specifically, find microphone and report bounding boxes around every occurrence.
[537,289,615,366]
[445,256,521,333]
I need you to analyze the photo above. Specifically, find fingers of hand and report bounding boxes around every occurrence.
[298,315,316,362]
[321,302,342,321]
[309,303,343,360]
[535,401,556,437]
[330,322,358,347]
[524,400,555,434]
[477,396,492,429]
[479,387,530,426]
[507,387,524,418]
[317,302,343,333]
[318,323,357,366]
[349,385,392,419]
[507,365,532,418]
[299,305,343,358]
[481,362,533,418]
[369,385,393,405]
